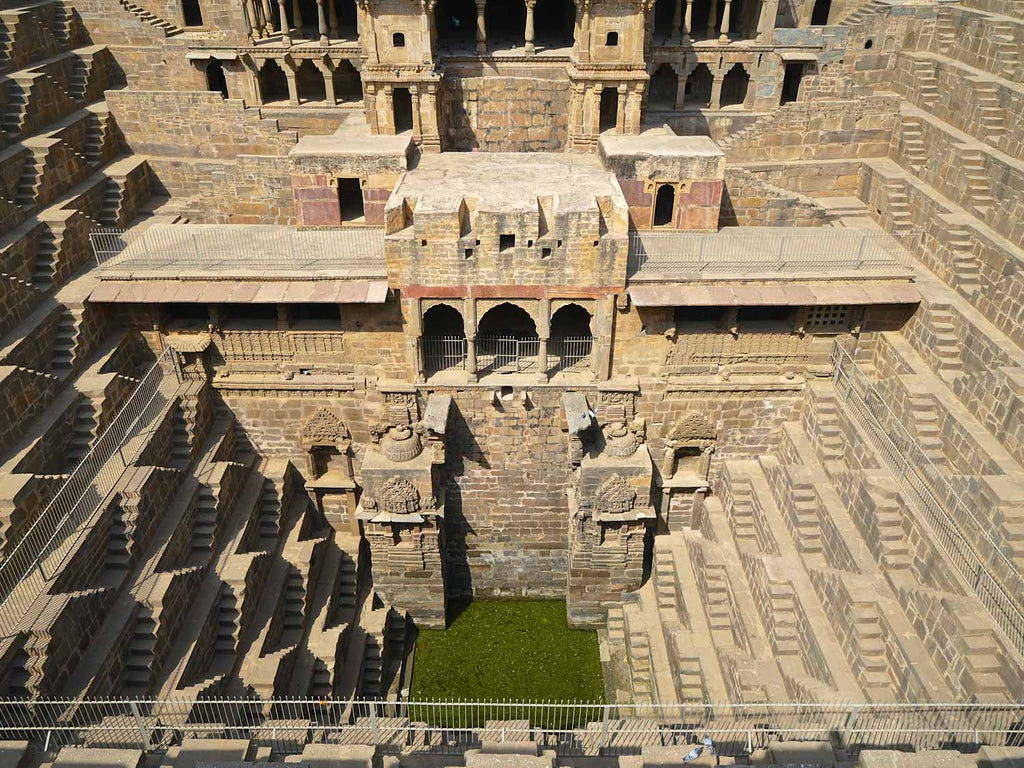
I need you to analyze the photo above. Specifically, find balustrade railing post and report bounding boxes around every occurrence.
[370,701,381,745]
[129,700,153,751]
[599,705,611,750]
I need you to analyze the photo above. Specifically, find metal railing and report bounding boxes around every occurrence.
[831,341,1024,658]
[477,336,540,375]
[424,336,468,373]
[628,228,912,278]
[90,225,387,273]
[551,336,593,373]
[0,699,1021,757]
[0,349,182,640]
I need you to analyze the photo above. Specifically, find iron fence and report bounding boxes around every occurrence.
[628,228,912,278]
[0,699,1020,757]
[551,336,593,373]
[0,348,182,640]
[90,225,386,273]
[424,336,468,373]
[830,341,1024,658]
[477,336,540,375]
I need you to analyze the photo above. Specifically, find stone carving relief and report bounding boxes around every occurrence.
[602,418,646,458]
[595,475,637,515]
[371,422,425,462]
[300,408,350,448]
[667,411,717,444]
[597,389,636,423]
[363,475,424,515]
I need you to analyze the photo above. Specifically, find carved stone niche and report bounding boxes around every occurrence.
[657,411,717,533]
[300,408,357,536]
[595,381,639,425]
[163,332,212,381]
[562,392,595,467]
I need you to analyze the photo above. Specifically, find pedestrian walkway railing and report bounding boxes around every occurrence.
[0,699,1020,757]
[831,341,1024,658]
[0,348,182,640]
[628,228,912,278]
[91,225,386,273]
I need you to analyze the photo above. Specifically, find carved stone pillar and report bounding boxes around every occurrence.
[719,0,732,41]
[317,58,336,104]
[383,84,395,133]
[615,84,627,133]
[365,83,380,133]
[757,0,780,42]
[538,335,549,379]
[673,64,687,109]
[710,74,724,109]
[410,84,422,141]
[283,59,299,104]
[706,0,717,37]
[466,335,477,377]
[683,0,693,38]
[260,0,276,33]
[672,0,683,40]
[292,0,303,31]
[475,0,487,53]
[316,0,328,42]
[329,0,338,36]
[277,0,290,42]
[421,82,441,151]
[525,0,537,54]
[586,85,601,137]
[626,83,644,132]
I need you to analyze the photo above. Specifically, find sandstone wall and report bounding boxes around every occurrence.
[441,75,570,152]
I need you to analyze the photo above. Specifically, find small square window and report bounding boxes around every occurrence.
[464,248,474,259]
[421,239,427,247]
[557,239,563,247]
[541,247,552,259]
[527,239,534,247]
[606,31,619,46]
[500,234,515,251]
[393,32,405,47]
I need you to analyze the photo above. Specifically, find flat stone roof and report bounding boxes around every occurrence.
[388,152,625,214]
[599,132,725,159]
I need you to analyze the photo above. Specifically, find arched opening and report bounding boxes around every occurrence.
[434,0,478,51]
[259,59,289,103]
[182,0,203,25]
[393,87,414,132]
[296,59,326,102]
[550,304,593,374]
[534,0,575,51]
[477,303,539,375]
[205,59,228,98]
[810,0,830,24]
[653,0,676,43]
[423,304,467,374]
[331,0,359,38]
[649,63,677,110]
[485,0,526,52]
[599,87,618,132]
[393,32,405,47]
[684,63,712,108]
[780,61,804,104]
[654,184,676,226]
[332,59,362,102]
[720,63,749,108]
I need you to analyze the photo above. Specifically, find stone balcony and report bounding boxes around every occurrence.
[88,224,389,305]
[626,226,921,309]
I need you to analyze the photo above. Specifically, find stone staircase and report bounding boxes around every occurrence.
[215,584,241,655]
[51,306,79,378]
[933,7,956,44]
[838,0,886,27]
[990,21,1020,80]
[100,177,124,227]
[910,59,938,110]
[973,82,1006,142]
[117,0,183,36]
[65,395,97,468]
[122,611,157,693]
[2,80,28,137]
[191,484,219,555]
[906,393,946,463]
[945,226,982,295]
[959,150,995,217]
[925,304,965,377]
[883,179,913,234]
[899,116,927,172]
